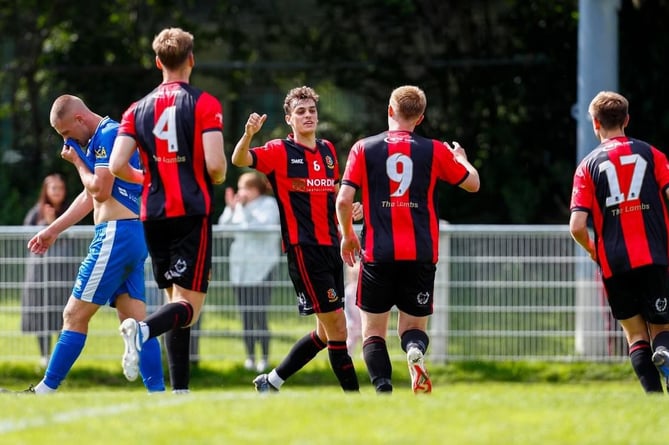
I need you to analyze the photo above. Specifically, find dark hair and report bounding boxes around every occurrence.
[283,86,319,115]
[588,91,629,130]
[30,173,68,225]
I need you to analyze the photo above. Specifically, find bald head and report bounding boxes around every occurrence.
[49,95,89,128]
[49,95,100,144]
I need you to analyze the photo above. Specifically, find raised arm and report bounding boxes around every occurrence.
[449,141,480,193]
[231,113,267,167]
[60,142,113,202]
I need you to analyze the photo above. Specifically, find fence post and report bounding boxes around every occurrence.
[431,221,450,364]
[574,254,607,357]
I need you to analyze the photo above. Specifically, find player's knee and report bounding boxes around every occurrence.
[186,312,200,327]
[62,300,93,330]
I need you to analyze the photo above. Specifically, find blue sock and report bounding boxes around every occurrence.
[140,337,166,392]
[43,330,86,390]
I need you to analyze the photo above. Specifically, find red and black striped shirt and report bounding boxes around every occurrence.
[342,130,469,263]
[118,81,223,220]
[250,135,340,249]
[570,136,669,278]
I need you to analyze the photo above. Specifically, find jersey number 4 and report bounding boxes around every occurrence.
[153,106,179,153]
[598,154,647,207]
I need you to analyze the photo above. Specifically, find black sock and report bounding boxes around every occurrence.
[275,331,326,381]
[653,331,669,350]
[327,341,359,392]
[400,329,430,354]
[165,326,191,391]
[144,302,194,339]
[363,336,393,393]
[629,340,662,393]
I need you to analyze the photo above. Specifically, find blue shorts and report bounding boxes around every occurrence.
[72,219,148,306]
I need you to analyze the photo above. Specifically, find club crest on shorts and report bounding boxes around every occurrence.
[164,258,188,280]
[655,297,668,313]
[416,291,430,305]
[327,288,338,303]
[297,292,312,311]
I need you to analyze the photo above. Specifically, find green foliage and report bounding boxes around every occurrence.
[2,0,666,224]
[0,359,634,390]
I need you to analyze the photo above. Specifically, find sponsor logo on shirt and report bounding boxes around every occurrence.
[95,146,107,159]
[384,135,414,144]
[382,200,419,208]
[153,155,186,164]
[290,178,335,192]
[291,158,304,164]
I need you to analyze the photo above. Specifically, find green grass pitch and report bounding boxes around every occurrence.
[0,382,662,444]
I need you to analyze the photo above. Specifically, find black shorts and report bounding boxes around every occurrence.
[143,215,213,293]
[603,265,669,323]
[359,261,436,316]
[286,245,344,315]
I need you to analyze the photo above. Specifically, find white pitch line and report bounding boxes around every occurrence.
[0,392,263,434]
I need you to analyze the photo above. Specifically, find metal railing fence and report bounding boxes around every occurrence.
[0,224,623,365]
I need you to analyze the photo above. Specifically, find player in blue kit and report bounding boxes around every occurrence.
[24,95,164,394]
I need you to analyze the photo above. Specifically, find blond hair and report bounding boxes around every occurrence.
[49,94,87,126]
[390,85,427,121]
[152,27,194,70]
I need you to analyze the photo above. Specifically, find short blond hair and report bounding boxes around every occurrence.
[49,94,87,127]
[390,85,427,121]
[152,27,194,70]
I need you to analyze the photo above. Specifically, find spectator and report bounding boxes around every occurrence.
[219,171,281,373]
[21,173,74,367]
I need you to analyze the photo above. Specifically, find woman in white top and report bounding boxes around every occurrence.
[219,171,280,373]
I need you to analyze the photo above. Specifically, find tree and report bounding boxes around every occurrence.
[0,0,206,223]
[3,0,665,225]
